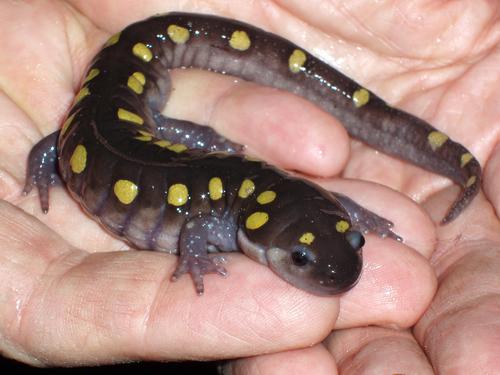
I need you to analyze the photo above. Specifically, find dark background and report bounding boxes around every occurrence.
[1,355,220,374]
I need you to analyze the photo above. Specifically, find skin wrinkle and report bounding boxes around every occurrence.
[132,271,156,356]
[1,9,72,139]
[59,2,79,90]
[37,9,75,131]
[421,296,500,371]
[13,251,72,362]
[328,328,423,370]
[141,264,178,355]
[0,88,44,150]
[142,286,169,358]
[0,67,38,134]
[231,289,281,346]
[417,248,500,344]
[69,0,117,36]
[262,0,309,38]
[71,254,158,360]
[205,79,246,135]
[336,3,396,52]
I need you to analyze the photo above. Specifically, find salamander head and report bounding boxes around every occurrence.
[237,217,364,295]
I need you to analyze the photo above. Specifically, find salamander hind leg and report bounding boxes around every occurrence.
[23,131,60,213]
[172,214,238,295]
[333,193,403,242]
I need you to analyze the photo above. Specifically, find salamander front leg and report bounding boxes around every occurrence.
[172,214,238,295]
[23,131,60,213]
[333,192,403,242]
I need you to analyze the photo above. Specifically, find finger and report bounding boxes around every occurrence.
[325,327,434,374]
[415,157,500,372]
[223,345,338,375]
[69,1,352,178]
[0,1,75,132]
[0,200,341,366]
[317,179,438,329]
[0,93,37,197]
[0,180,433,367]
[320,179,436,255]
[165,69,350,177]
[414,239,500,372]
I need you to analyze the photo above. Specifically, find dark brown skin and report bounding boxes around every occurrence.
[1,0,499,373]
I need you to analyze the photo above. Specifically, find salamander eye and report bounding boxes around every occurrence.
[345,231,365,251]
[291,246,312,267]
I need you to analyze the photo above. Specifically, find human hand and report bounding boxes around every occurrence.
[0,1,498,373]
[222,1,500,373]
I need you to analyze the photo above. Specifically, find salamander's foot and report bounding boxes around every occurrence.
[173,214,237,294]
[333,192,403,242]
[351,210,402,242]
[171,254,227,295]
[23,131,60,213]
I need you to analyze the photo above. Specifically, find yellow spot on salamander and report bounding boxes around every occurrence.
[61,113,76,136]
[335,220,350,233]
[460,152,473,168]
[154,140,172,148]
[74,86,90,104]
[299,232,315,245]
[134,135,152,141]
[466,175,477,188]
[134,130,153,142]
[244,155,261,162]
[229,30,251,51]
[238,179,255,198]
[117,108,144,125]
[167,183,189,206]
[83,68,100,84]
[105,32,121,47]
[353,88,370,108]
[167,24,190,44]
[428,131,448,151]
[167,143,187,153]
[257,190,276,205]
[127,72,146,95]
[132,43,153,62]
[289,49,307,73]
[209,177,224,200]
[245,212,269,230]
[139,130,153,137]
[132,71,145,85]
[69,145,87,174]
[113,179,139,205]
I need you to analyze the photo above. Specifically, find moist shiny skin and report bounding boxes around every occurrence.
[24,12,481,295]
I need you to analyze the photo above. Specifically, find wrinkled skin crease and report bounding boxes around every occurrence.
[0,0,499,373]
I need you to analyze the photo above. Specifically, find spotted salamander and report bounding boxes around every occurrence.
[24,12,481,295]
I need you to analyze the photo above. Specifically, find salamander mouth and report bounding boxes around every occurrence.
[265,247,352,295]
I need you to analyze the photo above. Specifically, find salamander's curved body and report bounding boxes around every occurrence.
[24,13,481,295]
